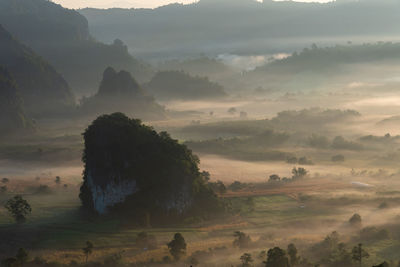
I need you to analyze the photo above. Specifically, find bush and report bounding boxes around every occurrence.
[298,157,313,165]
[286,156,298,164]
[359,227,390,241]
[233,231,251,248]
[308,134,330,148]
[332,154,345,162]
[228,181,247,192]
[349,213,362,227]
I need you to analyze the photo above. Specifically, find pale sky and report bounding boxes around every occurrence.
[52,0,332,9]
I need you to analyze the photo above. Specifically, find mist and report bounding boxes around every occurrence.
[1,0,400,266]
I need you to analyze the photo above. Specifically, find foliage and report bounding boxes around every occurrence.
[208,180,227,194]
[15,248,28,265]
[5,195,32,223]
[349,213,362,227]
[240,253,254,267]
[331,154,345,162]
[351,243,369,266]
[292,167,308,180]
[269,174,281,182]
[80,113,223,220]
[145,70,227,100]
[264,247,290,267]
[82,241,94,263]
[167,233,187,261]
[332,136,363,151]
[287,243,300,266]
[229,181,248,192]
[233,231,252,249]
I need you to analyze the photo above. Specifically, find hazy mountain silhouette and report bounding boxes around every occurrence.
[0,67,33,134]
[80,0,400,59]
[0,25,75,117]
[0,0,152,96]
[81,67,165,120]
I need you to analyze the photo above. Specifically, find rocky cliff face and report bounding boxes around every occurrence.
[85,171,137,214]
[80,113,202,217]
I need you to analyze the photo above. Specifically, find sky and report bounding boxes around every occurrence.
[53,0,332,9]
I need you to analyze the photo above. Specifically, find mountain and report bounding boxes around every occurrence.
[0,67,32,134]
[80,0,400,59]
[81,67,165,120]
[0,24,75,116]
[145,71,227,100]
[245,42,400,91]
[80,113,222,220]
[0,0,152,96]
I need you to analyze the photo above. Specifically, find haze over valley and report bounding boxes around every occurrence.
[1,0,400,266]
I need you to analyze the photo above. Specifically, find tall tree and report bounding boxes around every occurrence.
[5,195,31,223]
[240,253,254,267]
[352,243,369,267]
[83,241,94,263]
[264,247,290,267]
[167,233,187,261]
[287,243,299,266]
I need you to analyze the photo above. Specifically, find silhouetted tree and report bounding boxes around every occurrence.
[349,213,362,227]
[83,241,94,263]
[5,195,31,223]
[287,243,299,266]
[167,233,187,261]
[292,167,308,179]
[269,174,281,182]
[352,243,369,267]
[16,248,28,266]
[240,253,254,267]
[233,231,251,248]
[264,247,290,267]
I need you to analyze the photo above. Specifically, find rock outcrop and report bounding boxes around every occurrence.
[81,67,165,120]
[80,113,218,219]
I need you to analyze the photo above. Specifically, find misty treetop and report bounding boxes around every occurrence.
[145,70,227,100]
[80,113,223,221]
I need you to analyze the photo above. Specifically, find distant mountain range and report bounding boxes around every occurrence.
[80,0,400,59]
[0,0,152,96]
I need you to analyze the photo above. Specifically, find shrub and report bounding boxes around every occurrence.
[332,154,345,162]
[233,231,251,248]
[349,213,362,227]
